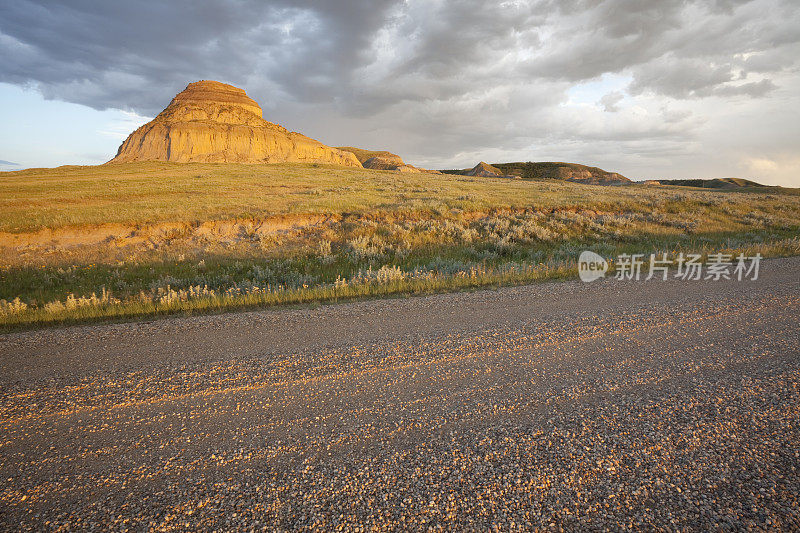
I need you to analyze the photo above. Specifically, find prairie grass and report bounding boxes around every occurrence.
[1,162,799,329]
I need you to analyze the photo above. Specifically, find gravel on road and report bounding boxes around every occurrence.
[1,257,799,531]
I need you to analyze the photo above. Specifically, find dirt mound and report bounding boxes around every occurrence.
[109,81,360,167]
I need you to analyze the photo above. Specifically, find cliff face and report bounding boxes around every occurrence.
[109,81,361,167]
[335,147,403,166]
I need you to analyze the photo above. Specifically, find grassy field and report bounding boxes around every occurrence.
[2,162,799,329]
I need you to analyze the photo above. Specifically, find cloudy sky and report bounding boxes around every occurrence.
[1,0,798,185]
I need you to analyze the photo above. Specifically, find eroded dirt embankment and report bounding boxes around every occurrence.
[0,214,338,266]
[0,207,619,253]
[0,214,333,249]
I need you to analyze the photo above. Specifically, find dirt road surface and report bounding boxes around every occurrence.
[1,258,799,530]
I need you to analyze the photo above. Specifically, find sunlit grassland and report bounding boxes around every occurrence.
[7,161,788,232]
[1,161,799,329]
[0,162,599,232]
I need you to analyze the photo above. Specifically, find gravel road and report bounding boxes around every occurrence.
[1,257,799,531]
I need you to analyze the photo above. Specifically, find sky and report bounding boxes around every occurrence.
[1,0,799,185]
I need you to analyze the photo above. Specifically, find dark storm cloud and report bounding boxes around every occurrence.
[0,0,401,113]
[2,0,795,112]
[628,55,779,98]
[528,0,798,91]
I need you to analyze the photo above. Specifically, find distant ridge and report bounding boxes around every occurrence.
[443,161,631,185]
[654,178,768,189]
[493,162,631,185]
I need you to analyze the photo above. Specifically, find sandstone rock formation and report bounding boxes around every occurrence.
[362,155,406,170]
[338,147,441,174]
[110,81,361,167]
[336,147,403,166]
[464,162,513,178]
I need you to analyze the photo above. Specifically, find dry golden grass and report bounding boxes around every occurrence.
[6,161,794,233]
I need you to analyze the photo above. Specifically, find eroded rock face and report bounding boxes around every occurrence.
[339,147,441,174]
[109,80,361,167]
[337,147,403,166]
[362,155,406,170]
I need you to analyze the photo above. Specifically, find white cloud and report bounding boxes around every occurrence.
[98,110,152,140]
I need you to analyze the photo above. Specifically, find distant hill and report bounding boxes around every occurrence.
[443,161,631,185]
[337,146,441,174]
[336,147,403,166]
[655,178,768,189]
[361,156,406,170]
[492,162,631,185]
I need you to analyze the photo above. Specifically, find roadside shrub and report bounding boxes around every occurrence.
[348,235,386,260]
[0,298,28,316]
[43,289,120,313]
